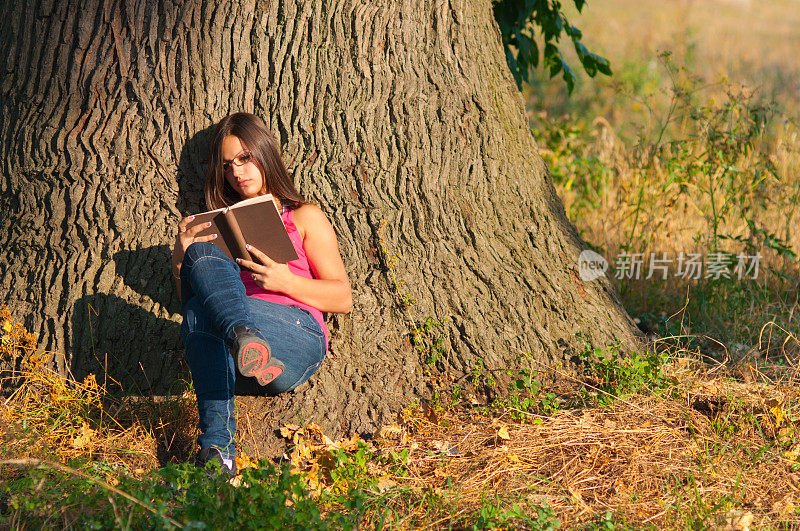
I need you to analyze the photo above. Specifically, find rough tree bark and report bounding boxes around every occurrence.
[1,0,641,449]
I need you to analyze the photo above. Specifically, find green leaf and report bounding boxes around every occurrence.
[505,48,523,88]
[493,0,610,93]
[594,55,612,76]
[561,61,576,94]
[544,43,562,77]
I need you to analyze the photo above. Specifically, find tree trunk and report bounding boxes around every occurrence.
[1,0,641,451]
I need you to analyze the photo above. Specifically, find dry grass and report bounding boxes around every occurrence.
[2,370,157,469]
[282,355,800,528]
[509,7,800,521]
[0,306,198,476]
[532,0,800,248]
[539,99,800,357]
[8,303,800,528]
[554,109,800,260]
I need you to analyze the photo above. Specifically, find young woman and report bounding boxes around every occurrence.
[171,113,352,475]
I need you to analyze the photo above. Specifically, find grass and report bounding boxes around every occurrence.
[5,306,800,528]
[529,0,800,358]
[0,307,197,472]
[4,0,800,527]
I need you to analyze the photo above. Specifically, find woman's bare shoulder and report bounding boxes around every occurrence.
[291,204,330,240]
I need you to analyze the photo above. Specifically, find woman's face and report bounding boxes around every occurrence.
[221,135,265,200]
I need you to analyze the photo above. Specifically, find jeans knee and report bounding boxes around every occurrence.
[183,241,228,268]
[180,296,215,338]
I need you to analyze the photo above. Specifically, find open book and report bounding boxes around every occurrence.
[189,194,298,264]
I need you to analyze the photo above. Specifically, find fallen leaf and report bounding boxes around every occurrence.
[279,424,300,439]
[235,451,258,472]
[784,445,800,461]
[71,422,96,449]
[497,425,510,440]
[722,509,753,530]
[379,424,403,439]
[771,403,785,426]
[376,476,396,492]
[421,401,439,424]
[431,440,459,455]
[772,498,794,517]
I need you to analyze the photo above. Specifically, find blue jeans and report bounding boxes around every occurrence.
[179,242,326,460]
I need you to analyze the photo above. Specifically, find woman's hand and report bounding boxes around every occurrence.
[236,244,294,292]
[171,215,218,277]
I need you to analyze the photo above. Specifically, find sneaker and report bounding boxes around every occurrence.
[229,325,285,386]
[195,447,238,478]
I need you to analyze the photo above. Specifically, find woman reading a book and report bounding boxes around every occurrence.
[171,112,352,475]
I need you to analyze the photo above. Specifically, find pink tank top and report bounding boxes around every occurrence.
[240,207,329,349]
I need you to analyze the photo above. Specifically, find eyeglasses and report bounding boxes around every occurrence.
[222,151,255,174]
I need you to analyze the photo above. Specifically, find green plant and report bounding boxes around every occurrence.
[326,442,374,493]
[472,358,497,388]
[2,459,327,530]
[379,448,410,478]
[585,510,622,530]
[376,219,416,310]
[412,316,448,365]
[573,341,671,406]
[537,114,615,221]
[673,473,739,530]
[448,385,463,408]
[376,220,452,369]
[720,217,799,280]
[467,497,560,529]
[493,0,611,91]
[494,361,562,420]
[312,441,424,528]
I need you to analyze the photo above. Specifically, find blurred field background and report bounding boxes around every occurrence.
[4,0,800,528]
[531,0,800,136]
[529,0,800,360]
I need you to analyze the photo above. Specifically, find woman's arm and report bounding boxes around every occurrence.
[237,205,352,314]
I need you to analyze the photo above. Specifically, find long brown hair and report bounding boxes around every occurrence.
[205,113,305,210]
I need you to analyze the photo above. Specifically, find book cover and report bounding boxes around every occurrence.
[188,194,299,264]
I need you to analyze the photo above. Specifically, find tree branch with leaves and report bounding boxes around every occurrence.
[493,0,612,92]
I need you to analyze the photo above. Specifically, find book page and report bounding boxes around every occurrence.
[230,193,275,209]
